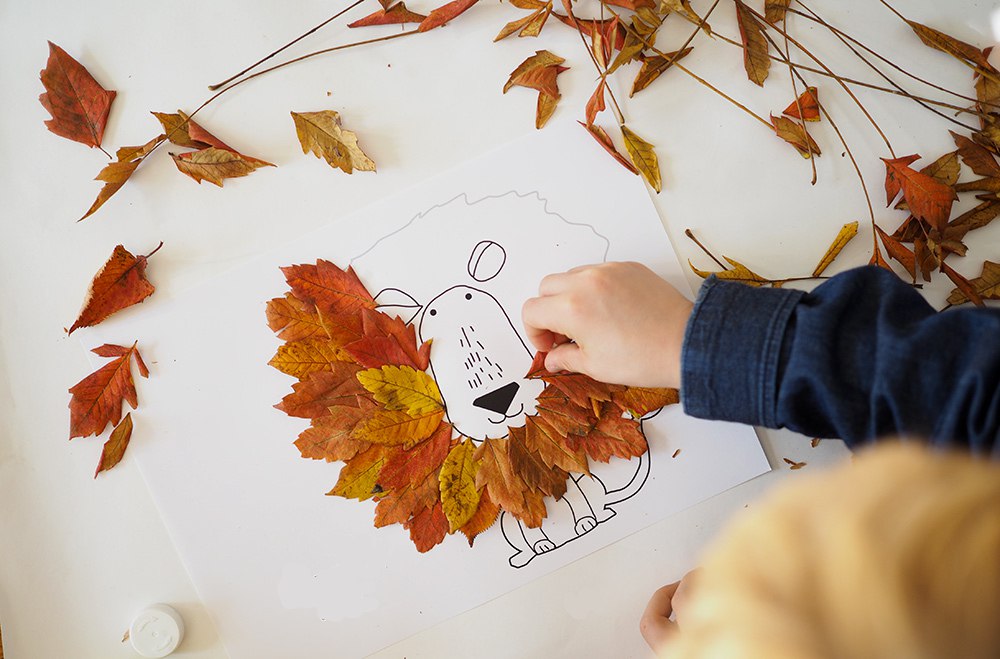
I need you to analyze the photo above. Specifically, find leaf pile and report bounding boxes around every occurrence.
[269,260,677,552]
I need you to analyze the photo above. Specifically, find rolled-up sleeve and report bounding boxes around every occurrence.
[680,266,1000,455]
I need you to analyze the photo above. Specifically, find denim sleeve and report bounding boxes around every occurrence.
[680,265,1000,455]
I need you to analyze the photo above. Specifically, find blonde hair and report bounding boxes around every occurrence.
[666,442,1000,659]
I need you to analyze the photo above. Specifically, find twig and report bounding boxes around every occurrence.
[208,0,366,90]
[779,11,818,183]
[685,229,728,269]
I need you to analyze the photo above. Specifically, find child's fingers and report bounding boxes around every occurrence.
[640,581,680,652]
[545,341,584,373]
[522,295,573,347]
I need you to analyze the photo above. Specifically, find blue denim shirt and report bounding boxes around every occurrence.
[681,266,1000,456]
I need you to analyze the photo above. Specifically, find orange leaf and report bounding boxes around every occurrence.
[404,501,449,552]
[735,1,770,86]
[475,438,547,528]
[495,3,552,41]
[418,0,478,32]
[552,13,627,50]
[882,155,957,231]
[566,402,646,463]
[39,42,116,148]
[294,404,372,462]
[80,134,166,221]
[281,260,376,321]
[94,413,133,477]
[374,472,439,528]
[579,121,638,174]
[524,415,590,474]
[459,488,500,546]
[610,387,679,418]
[629,48,693,97]
[378,423,452,489]
[69,243,160,334]
[327,444,391,500]
[507,426,569,498]
[503,51,567,97]
[268,338,353,380]
[68,342,148,439]
[770,114,821,159]
[349,2,427,27]
[344,308,430,370]
[585,80,606,125]
[171,147,274,187]
[527,351,624,408]
[266,293,328,342]
[874,224,916,279]
[782,86,820,121]
[534,386,593,436]
[274,365,366,419]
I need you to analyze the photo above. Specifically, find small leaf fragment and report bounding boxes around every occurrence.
[812,221,858,277]
[764,0,790,24]
[95,413,133,477]
[291,110,376,174]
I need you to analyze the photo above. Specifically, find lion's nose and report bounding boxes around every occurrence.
[472,382,520,415]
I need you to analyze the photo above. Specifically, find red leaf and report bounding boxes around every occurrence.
[782,86,820,121]
[293,403,374,462]
[281,260,376,323]
[378,423,452,489]
[94,413,134,477]
[374,472,439,528]
[39,42,116,148]
[882,155,957,231]
[418,0,479,32]
[274,365,366,418]
[349,2,427,27]
[68,342,147,439]
[69,243,160,334]
[585,80,606,125]
[566,403,647,463]
[579,121,639,174]
[874,224,916,279]
[404,501,449,551]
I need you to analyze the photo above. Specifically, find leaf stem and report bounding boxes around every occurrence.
[565,0,625,124]
[207,0,366,90]
[684,229,728,269]
[779,12,818,183]
[144,241,164,259]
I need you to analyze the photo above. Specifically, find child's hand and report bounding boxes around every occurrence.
[639,570,700,653]
[521,262,693,388]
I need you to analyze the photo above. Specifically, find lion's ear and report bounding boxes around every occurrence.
[374,287,422,325]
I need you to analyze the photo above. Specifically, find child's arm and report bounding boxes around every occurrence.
[523,263,1000,452]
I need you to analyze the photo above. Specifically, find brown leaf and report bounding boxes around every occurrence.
[907,20,992,70]
[764,0,790,24]
[69,342,148,439]
[609,17,657,74]
[621,124,662,193]
[566,403,646,463]
[630,48,693,97]
[951,130,1000,178]
[782,86,820,122]
[771,114,821,159]
[348,2,427,27]
[579,121,638,174]
[503,50,567,96]
[475,438,547,528]
[39,42,116,148]
[275,365,366,419]
[941,262,984,306]
[735,0,770,86]
[527,352,625,408]
[495,2,552,41]
[94,413,134,477]
[946,260,1000,305]
[882,155,957,230]
[69,243,160,334]
[811,221,858,277]
[585,80,606,125]
[81,134,166,221]
[535,387,593,435]
[418,0,479,32]
[524,415,589,474]
[294,404,372,462]
[171,147,273,187]
[660,0,711,34]
[374,471,439,528]
[291,110,376,174]
[507,426,568,498]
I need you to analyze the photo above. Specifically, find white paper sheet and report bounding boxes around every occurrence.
[89,125,769,658]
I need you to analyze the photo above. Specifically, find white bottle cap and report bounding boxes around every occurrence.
[129,604,184,658]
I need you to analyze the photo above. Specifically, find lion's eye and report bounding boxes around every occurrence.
[429,309,437,316]
[465,293,472,300]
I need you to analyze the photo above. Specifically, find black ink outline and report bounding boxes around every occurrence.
[468,240,507,282]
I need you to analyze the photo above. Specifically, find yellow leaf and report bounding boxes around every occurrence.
[536,91,559,129]
[356,365,442,415]
[621,125,662,193]
[947,260,1000,305]
[770,114,822,159]
[439,438,482,532]
[689,256,768,286]
[291,110,376,174]
[353,409,444,448]
[269,338,353,379]
[328,444,388,500]
[812,221,859,277]
[170,146,273,187]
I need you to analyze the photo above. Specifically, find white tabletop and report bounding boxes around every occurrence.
[1,1,997,657]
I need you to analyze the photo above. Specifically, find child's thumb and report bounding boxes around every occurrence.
[545,342,585,375]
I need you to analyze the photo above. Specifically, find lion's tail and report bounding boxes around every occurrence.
[603,436,651,506]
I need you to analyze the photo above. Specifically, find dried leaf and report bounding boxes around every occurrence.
[291,110,376,174]
[94,413,133,477]
[630,48,693,97]
[378,423,452,489]
[579,121,638,174]
[81,134,166,221]
[503,50,566,96]
[405,501,449,551]
[349,2,427,27]
[735,0,770,86]
[527,352,624,408]
[771,114,821,159]
[418,0,479,32]
[567,403,646,463]
[439,438,481,531]
[536,90,560,129]
[535,387,593,436]
[946,260,1000,305]
[874,224,916,279]
[764,0,790,24]
[356,365,443,416]
[951,130,1000,178]
[374,472,439,527]
[606,0,655,11]
[782,86,820,122]
[459,488,500,546]
[275,365,366,419]
[906,20,991,70]
[495,3,552,41]
[524,415,589,474]
[69,244,160,334]
[621,124,662,193]
[942,262,984,306]
[475,438,547,528]
[660,0,711,34]
[266,293,328,342]
[610,387,679,418]
[812,221,859,277]
[507,426,569,498]
[609,17,657,74]
[39,42,116,148]
[281,260,376,320]
[689,256,768,286]
[345,308,431,370]
[585,80,606,125]
[882,155,957,231]
[328,444,390,500]
[268,338,353,379]
[552,13,627,49]
[294,405,372,462]
[68,342,148,439]
[352,409,445,448]
[171,147,273,187]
